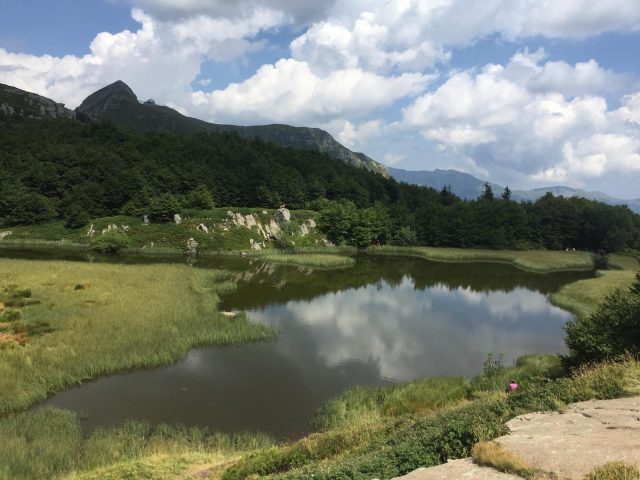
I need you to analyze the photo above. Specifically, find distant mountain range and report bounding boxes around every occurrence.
[0,81,387,177]
[389,167,640,213]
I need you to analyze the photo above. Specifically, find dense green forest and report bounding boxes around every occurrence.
[1,116,639,252]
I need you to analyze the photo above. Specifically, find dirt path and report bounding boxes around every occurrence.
[393,396,640,480]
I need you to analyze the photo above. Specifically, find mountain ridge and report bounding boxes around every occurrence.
[389,167,640,213]
[75,81,388,176]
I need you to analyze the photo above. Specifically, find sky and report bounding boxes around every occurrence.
[1,1,639,198]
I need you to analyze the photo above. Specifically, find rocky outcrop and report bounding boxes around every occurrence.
[0,231,12,240]
[274,207,291,224]
[392,459,521,479]
[173,214,182,225]
[0,83,75,119]
[185,238,199,256]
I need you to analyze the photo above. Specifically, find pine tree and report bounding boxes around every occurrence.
[501,186,512,201]
[481,182,494,201]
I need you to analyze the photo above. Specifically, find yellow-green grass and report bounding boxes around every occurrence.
[0,258,276,413]
[472,441,543,479]
[246,252,356,269]
[550,254,639,318]
[368,246,595,273]
[0,407,272,480]
[584,462,640,480]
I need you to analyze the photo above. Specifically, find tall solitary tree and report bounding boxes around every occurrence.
[501,186,512,201]
[481,182,494,201]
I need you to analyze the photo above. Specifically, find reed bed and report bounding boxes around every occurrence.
[550,254,639,318]
[0,258,276,414]
[247,252,356,268]
[0,407,273,480]
[368,246,595,272]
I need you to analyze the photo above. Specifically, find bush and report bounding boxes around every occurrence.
[148,193,182,222]
[90,231,133,253]
[64,205,90,229]
[564,288,640,366]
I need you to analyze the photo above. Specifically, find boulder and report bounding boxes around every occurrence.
[173,214,182,225]
[86,225,96,237]
[185,238,199,256]
[143,215,150,226]
[0,231,13,240]
[197,224,210,234]
[274,207,291,224]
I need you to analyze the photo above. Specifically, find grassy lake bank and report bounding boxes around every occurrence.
[0,248,638,480]
[0,259,276,413]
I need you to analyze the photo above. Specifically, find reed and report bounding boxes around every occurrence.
[0,258,276,414]
[368,246,595,272]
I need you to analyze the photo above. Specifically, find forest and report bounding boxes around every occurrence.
[1,116,639,252]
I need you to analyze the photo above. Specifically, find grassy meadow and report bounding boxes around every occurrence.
[0,258,276,413]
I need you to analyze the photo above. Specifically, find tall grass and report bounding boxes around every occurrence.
[0,258,276,413]
[0,407,273,480]
[550,254,639,318]
[368,246,595,272]
[246,252,356,269]
[221,358,640,480]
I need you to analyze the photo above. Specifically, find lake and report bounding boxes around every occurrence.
[3,249,591,440]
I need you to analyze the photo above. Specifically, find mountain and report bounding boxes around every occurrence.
[389,167,640,213]
[76,81,388,176]
[388,167,502,199]
[0,83,75,120]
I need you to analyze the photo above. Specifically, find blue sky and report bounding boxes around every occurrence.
[1,0,639,197]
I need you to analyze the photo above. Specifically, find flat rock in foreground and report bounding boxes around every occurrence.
[391,459,522,479]
[498,396,640,479]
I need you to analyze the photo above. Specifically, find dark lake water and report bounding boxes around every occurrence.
[2,248,592,440]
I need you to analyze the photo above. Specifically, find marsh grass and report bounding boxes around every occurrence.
[550,254,639,318]
[246,252,356,269]
[0,407,272,480]
[369,246,595,272]
[0,258,276,413]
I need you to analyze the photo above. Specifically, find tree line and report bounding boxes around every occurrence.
[1,116,639,252]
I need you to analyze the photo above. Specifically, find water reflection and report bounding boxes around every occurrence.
[29,253,590,440]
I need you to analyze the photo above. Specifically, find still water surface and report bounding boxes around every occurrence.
[3,249,591,440]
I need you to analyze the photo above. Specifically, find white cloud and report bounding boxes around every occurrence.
[337,119,383,149]
[383,152,406,166]
[402,50,640,187]
[190,59,430,125]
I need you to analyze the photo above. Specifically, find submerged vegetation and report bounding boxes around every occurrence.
[0,258,275,413]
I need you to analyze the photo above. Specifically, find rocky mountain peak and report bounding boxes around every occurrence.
[76,80,138,120]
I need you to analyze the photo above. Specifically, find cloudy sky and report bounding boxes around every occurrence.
[1,1,639,197]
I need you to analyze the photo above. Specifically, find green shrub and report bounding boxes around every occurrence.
[564,288,640,366]
[90,231,133,253]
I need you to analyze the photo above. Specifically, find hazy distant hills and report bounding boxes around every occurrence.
[389,167,640,213]
[75,81,388,176]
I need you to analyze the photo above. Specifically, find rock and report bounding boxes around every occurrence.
[496,396,640,480]
[86,225,96,237]
[0,231,13,240]
[197,224,209,234]
[143,215,150,226]
[120,225,130,233]
[262,210,268,215]
[240,251,247,257]
[306,218,317,229]
[251,241,262,251]
[220,311,237,318]
[392,459,521,479]
[185,238,199,256]
[173,214,182,225]
[321,238,335,247]
[274,207,291,224]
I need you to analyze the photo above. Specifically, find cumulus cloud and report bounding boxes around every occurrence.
[190,59,430,125]
[402,50,640,186]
